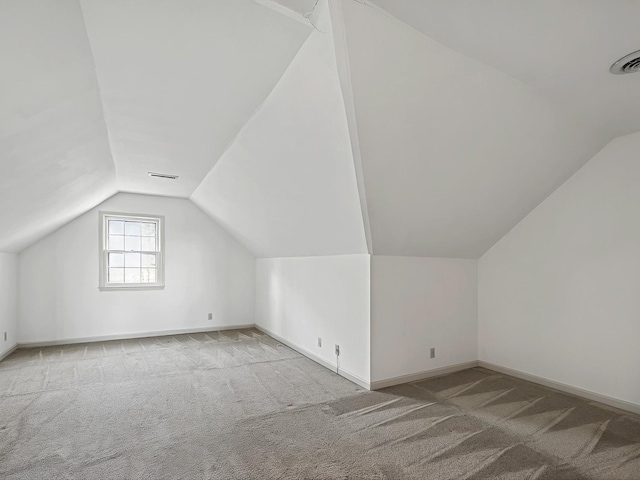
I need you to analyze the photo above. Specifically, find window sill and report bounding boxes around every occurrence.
[99,285,165,291]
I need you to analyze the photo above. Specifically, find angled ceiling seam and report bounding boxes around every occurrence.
[189,0,374,260]
[0,0,118,254]
[77,0,118,179]
[189,34,311,200]
[187,18,316,258]
[190,0,370,258]
[337,0,610,259]
[329,0,374,255]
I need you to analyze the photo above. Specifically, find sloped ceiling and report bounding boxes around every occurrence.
[80,0,311,198]
[2,0,638,259]
[191,2,368,258]
[257,0,319,18]
[0,0,116,253]
[0,0,310,253]
[369,0,640,139]
[334,0,611,258]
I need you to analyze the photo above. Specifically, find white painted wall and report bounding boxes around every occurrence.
[0,0,116,253]
[369,0,640,138]
[0,253,17,357]
[371,256,478,383]
[255,255,370,384]
[80,0,310,198]
[337,0,606,258]
[192,2,367,258]
[18,193,255,344]
[479,132,640,407]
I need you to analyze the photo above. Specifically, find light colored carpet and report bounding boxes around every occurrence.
[1,328,639,479]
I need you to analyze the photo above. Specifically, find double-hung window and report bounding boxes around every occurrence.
[99,212,165,290]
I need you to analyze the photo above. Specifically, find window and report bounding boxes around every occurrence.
[99,212,164,290]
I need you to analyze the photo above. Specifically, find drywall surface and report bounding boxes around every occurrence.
[18,193,255,344]
[479,132,640,407]
[192,2,367,258]
[0,253,17,357]
[0,0,116,253]
[338,0,605,258]
[371,256,477,383]
[369,0,640,138]
[255,255,370,383]
[80,0,310,197]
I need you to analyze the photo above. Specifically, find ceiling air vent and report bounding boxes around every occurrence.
[610,50,640,74]
[148,172,179,180]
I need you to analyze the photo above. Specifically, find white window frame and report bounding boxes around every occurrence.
[99,211,165,290]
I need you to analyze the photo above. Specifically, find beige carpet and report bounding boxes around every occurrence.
[0,328,639,479]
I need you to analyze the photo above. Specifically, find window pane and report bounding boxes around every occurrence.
[108,235,124,250]
[101,214,163,289]
[141,222,156,237]
[125,252,140,268]
[141,268,156,283]
[108,268,124,283]
[141,236,156,252]
[125,236,141,251]
[142,253,156,267]
[108,252,124,268]
[124,221,141,236]
[125,268,141,283]
[108,220,125,235]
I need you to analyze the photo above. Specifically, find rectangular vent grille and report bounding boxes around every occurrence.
[148,172,179,180]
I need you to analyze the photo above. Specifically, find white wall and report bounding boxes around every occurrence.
[337,0,605,258]
[0,0,116,254]
[255,255,370,384]
[371,256,478,383]
[0,253,17,357]
[80,0,310,198]
[479,132,640,407]
[191,3,367,258]
[18,193,255,344]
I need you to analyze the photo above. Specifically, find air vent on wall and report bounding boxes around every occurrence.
[610,50,640,74]
[148,172,179,180]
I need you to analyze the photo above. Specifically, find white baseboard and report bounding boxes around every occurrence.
[254,325,371,390]
[370,361,480,390]
[13,326,639,416]
[479,361,640,416]
[17,324,257,349]
[0,344,18,362]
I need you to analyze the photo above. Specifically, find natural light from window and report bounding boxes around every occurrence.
[99,212,164,289]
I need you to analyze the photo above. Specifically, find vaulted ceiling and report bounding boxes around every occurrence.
[0,0,116,253]
[369,0,640,139]
[336,0,610,257]
[1,0,638,258]
[191,8,368,257]
[80,0,310,198]
[0,0,310,252]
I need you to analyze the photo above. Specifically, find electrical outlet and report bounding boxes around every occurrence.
[430,347,436,359]
[335,344,340,356]
[317,337,322,347]
[208,313,213,321]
